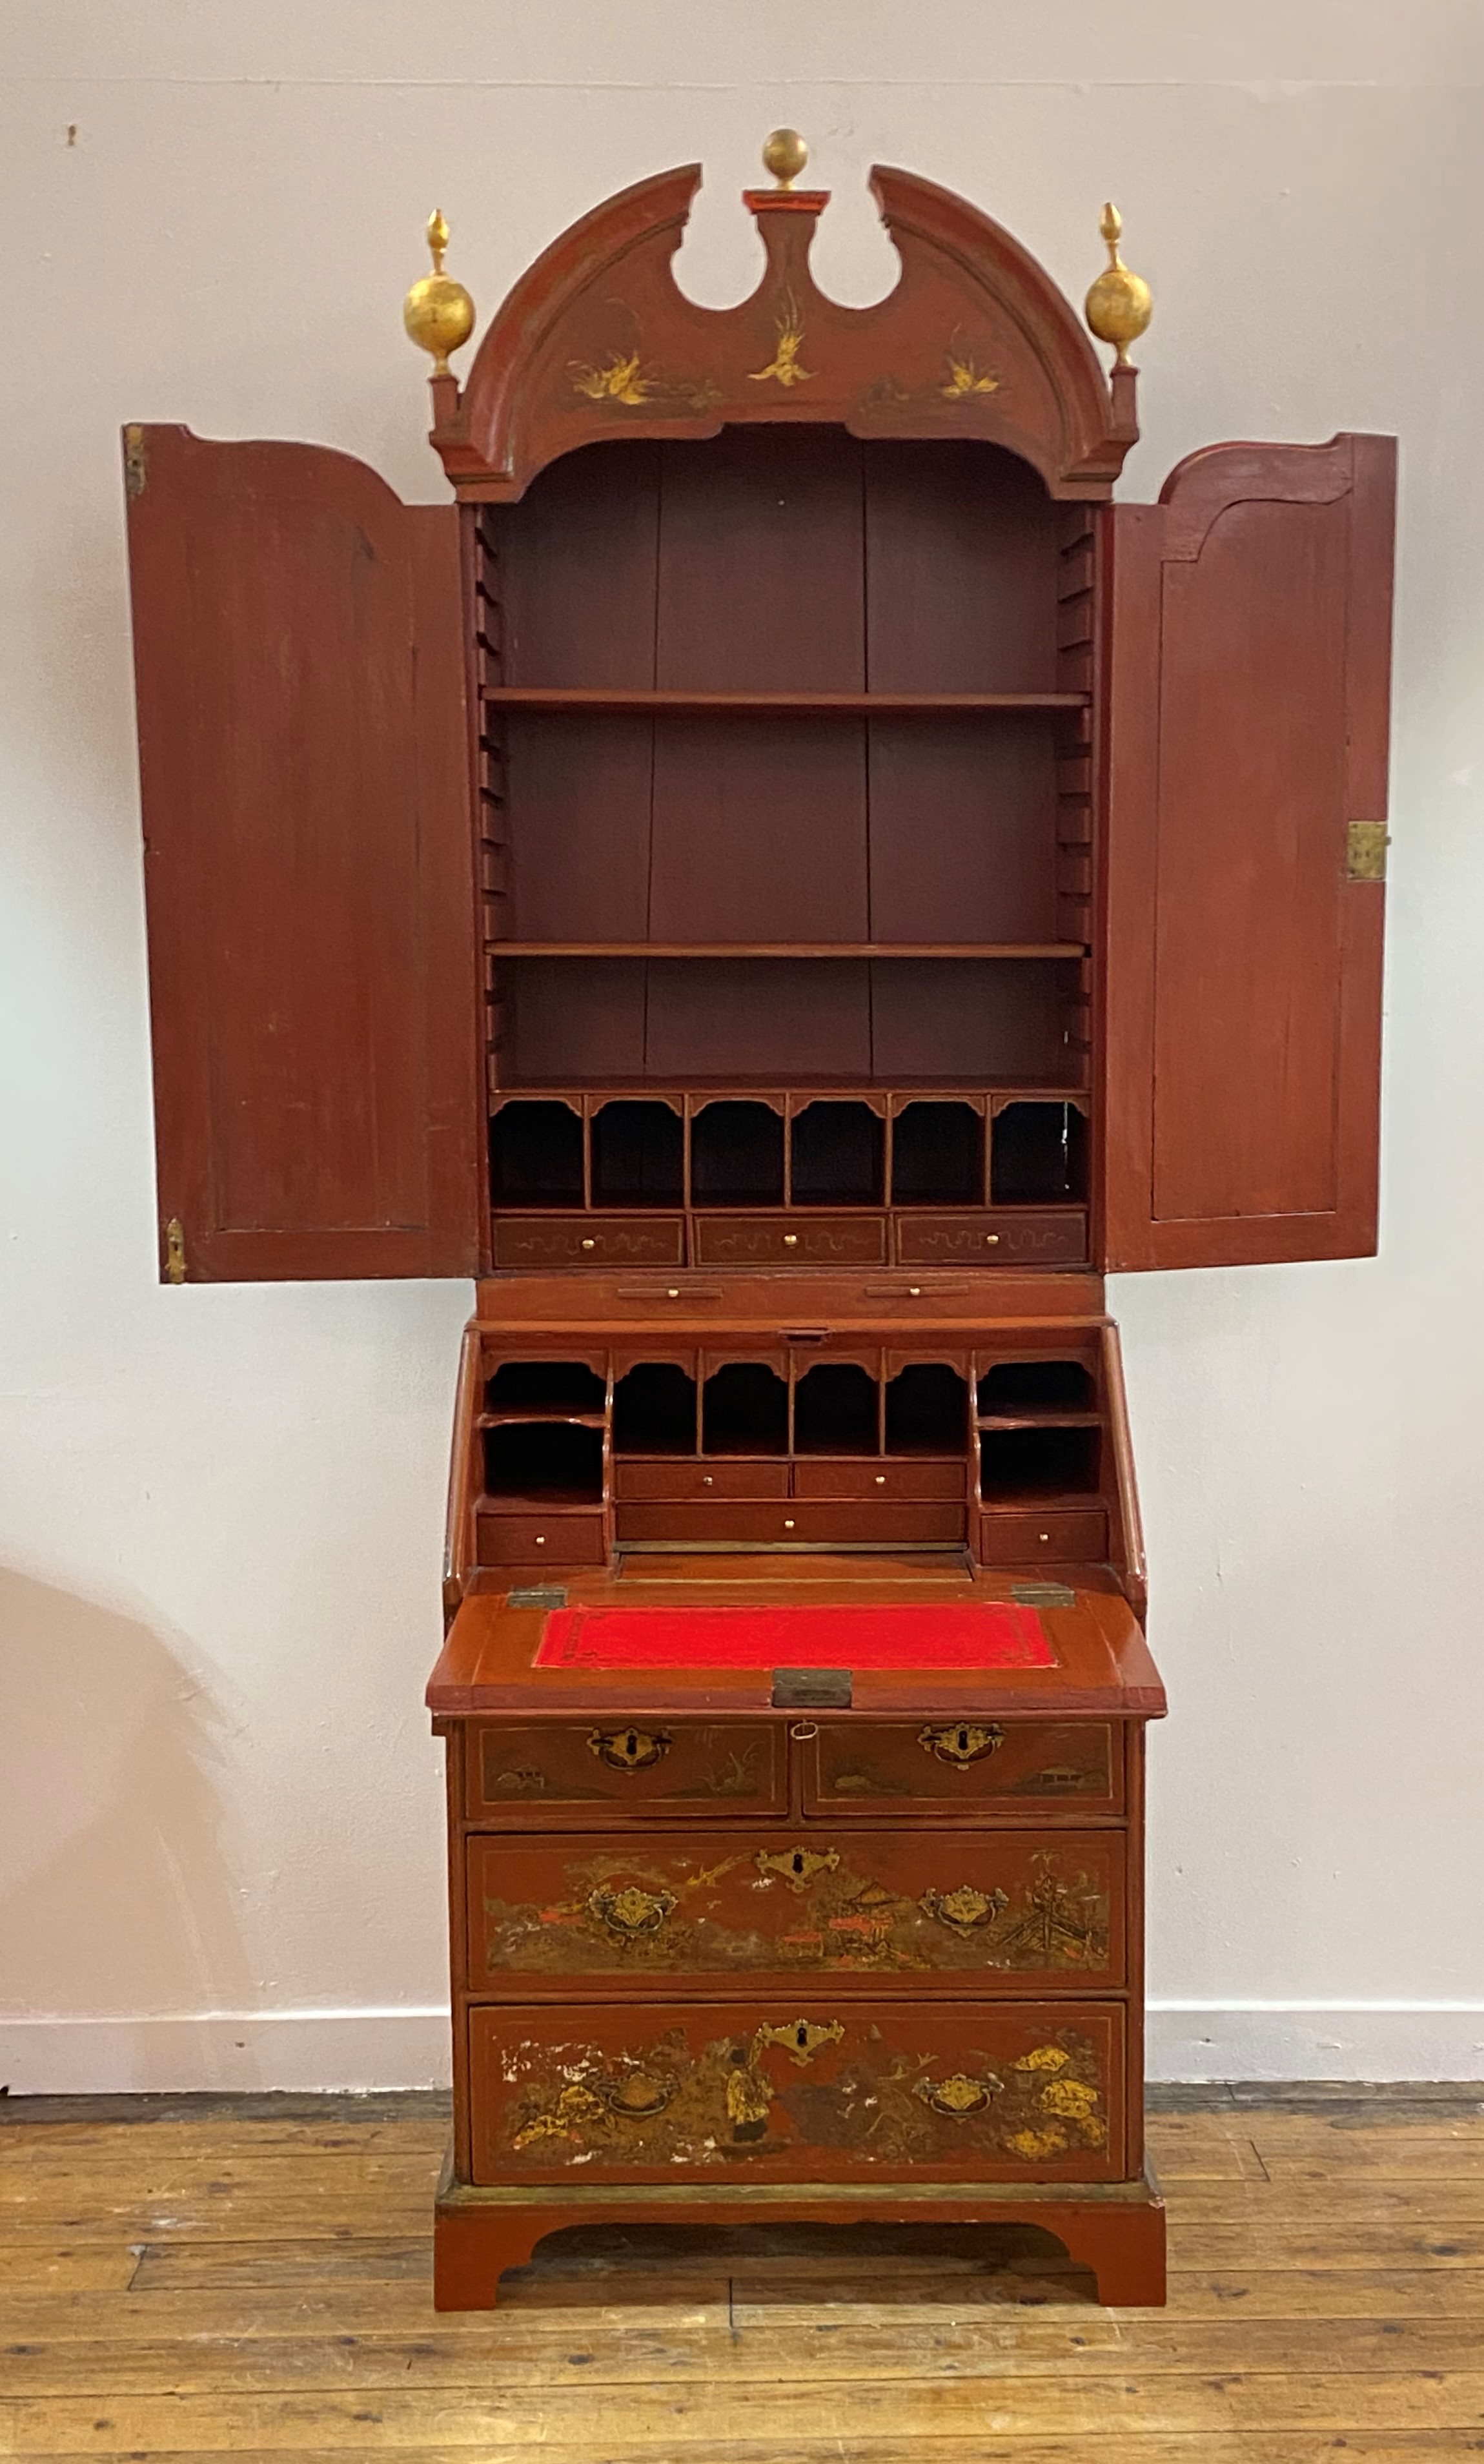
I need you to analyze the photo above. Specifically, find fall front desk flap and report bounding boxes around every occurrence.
[531,1601,1057,1671]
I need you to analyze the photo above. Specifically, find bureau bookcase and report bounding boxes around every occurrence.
[123,141,1394,2307]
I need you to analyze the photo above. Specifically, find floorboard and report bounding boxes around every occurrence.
[1,2088,1482,2459]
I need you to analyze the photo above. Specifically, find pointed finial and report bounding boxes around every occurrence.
[403,205,475,378]
[1084,200,1152,369]
[761,128,809,191]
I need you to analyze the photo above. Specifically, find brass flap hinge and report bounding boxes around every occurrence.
[123,424,148,499]
[1347,820,1390,882]
[164,1218,187,1283]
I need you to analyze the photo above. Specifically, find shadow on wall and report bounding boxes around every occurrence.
[0,1566,257,2078]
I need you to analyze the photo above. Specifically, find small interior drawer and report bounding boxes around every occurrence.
[694,1216,888,1267]
[491,1217,685,1268]
[613,1461,791,1501]
[793,1458,966,1501]
[615,1500,966,1546]
[895,1212,1088,1267]
[977,1509,1109,1563]
[476,1512,606,1568]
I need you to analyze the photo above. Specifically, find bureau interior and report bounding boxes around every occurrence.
[476,425,1094,1263]
[473,1338,1112,1563]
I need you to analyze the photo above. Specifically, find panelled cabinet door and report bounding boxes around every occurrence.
[1098,433,1395,1271]
[125,426,480,1280]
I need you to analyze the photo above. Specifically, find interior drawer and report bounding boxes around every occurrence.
[476,1512,606,1568]
[615,1500,966,1546]
[895,1212,1088,1267]
[804,1720,1123,1816]
[467,1720,786,1821]
[468,1999,1124,2184]
[614,1461,791,1501]
[469,1825,1126,1993]
[491,1216,685,1268]
[793,1458,966,1501]
[694,1215,888,1267]
[977,1509,1109,1563]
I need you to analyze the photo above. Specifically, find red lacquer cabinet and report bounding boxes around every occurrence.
[121,146,1394,2307]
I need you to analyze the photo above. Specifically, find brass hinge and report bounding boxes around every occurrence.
[1347,819,1390,882]
[164,1218,187,1284]
[123,424,147,499]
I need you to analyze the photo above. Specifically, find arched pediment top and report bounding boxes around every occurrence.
[429,160,1137,502]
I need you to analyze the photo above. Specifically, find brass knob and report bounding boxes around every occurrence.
[666,1288,680,1299]
[1039,1532,1051,1543]
[875,1473,886,1486]
[985,1234,1000,1247]
[702,1475,713,1487]
[783,1233,799,1247]
[908,1286,922,1297]
[534,1534,545,1546]
[784,1518,795,1530]
[580,1237,596,1251]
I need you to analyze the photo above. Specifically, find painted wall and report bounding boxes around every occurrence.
[3,0,1481,2088]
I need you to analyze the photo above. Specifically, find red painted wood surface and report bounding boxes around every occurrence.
[124,426,480,1279]
[1098,433,1395,1270]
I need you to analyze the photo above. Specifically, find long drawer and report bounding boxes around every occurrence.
[804,1720,1123,1816]
[467,1720,786,1821]
[468,1999,1125,2184]
[614,1500,966,1546]
[468,1827,1126,1993]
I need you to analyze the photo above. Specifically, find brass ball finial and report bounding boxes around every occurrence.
[762,128,809,191]
[403,206,476,378]
[1084,200,1152,368]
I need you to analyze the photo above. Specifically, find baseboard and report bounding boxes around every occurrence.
[0,2008,452,2094]
[1148,2002,1484,2082]
[5,2003,1484,2095]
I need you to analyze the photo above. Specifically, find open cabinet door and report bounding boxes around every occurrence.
[1097,433,1394,1271]
[125,425,480,1281]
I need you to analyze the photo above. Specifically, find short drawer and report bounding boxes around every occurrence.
[805,1720,1122,1816]
[492,1215,685,1268]
[469,1999,1124,2184]
[467,1720,786,1821]
[469,1826,1126,1993]
[793,1458,966,1501]
[615,1500,966,1546]
[694,1215,888,1267]
[476,1512,606,1568]
[978,1509,1109,1563]
[613,1461,791,1502]
[895,1211,1088,1267]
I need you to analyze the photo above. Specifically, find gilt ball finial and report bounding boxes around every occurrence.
[762,128,809,191]
[403,205,475,379]
[1084,199,1152,369]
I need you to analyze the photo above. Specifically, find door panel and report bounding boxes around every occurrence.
[1099,434,1394,1269]
[125,425,480,1279]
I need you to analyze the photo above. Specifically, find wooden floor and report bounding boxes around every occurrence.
[2,2087,1483,2461]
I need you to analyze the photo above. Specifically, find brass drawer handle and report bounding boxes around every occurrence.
[588,1726,672,1772]
[755,2017,845,2067]
[589,1884,676,1937]
[580,1236,596,1250]
[914,2069,1004,2119]
[603,2070,676,2119]
[922,1883,1009,1935]
[783,1232,799,1246]
[919,1721,1005,1767]
[756,1845,840,1891]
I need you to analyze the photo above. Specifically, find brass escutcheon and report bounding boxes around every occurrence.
[922,1883,1009,1935]
[589,1884,675,1937]
[919,1722,1005,1767]
[755,2017,846,2068]
[602,2071,676,2119]
[915,2069,1004,2119]
[589,1726,671,1772]
[755,1845,840,1892]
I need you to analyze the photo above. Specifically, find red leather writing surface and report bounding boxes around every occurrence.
[534,1603,1054,1670]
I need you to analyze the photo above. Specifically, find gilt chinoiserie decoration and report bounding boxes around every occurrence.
[120,127,1394,2315]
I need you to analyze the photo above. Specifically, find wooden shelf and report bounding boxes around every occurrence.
[478,1410,607,1429]
[497,942,1088,961]
[483,688,1087,715]
[977,1412,1103,1431]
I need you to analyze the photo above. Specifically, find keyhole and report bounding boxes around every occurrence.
[795,2023,809,2050]
[625,1730,639,1759]
[957,1727,970,1755]
[791,1851,806,1877]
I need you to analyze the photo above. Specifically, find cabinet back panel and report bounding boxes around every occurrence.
[505,960,647,1082]
[868,719,1059,941]
[505,715,653,940]
[644,960,873,1079]
[864,440,1061,693]
[655,429,866,692]
[871,961,1072,1081]
[648,718,869,941]
[498,440,660,687]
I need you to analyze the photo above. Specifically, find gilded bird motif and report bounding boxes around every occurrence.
[749,291,813,387]
[570,352,654,405]
[942,354,1000,398]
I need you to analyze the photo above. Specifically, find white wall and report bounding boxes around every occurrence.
[3,0,1482,2089]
